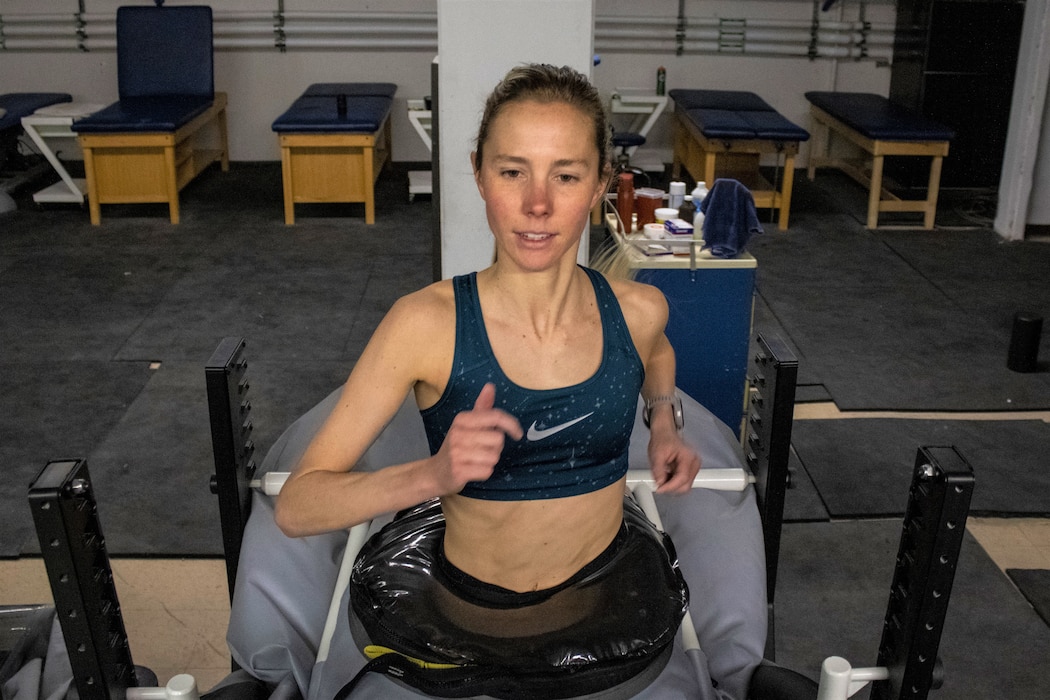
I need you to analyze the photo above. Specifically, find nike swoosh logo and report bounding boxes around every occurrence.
[526,412,594,441]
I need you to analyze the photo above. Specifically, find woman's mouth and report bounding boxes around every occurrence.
[518,231,554,241]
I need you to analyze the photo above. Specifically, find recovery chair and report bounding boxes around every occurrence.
[23,334,974,700]
[202,335,972,700]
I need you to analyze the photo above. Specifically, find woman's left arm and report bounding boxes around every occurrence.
[642,330,702,493]
[614,278,702,493]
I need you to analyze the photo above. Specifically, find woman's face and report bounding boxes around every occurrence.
[473,99,607,271]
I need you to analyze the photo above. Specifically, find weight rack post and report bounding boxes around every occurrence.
[28,459,137,700]
[205,337,255,603]
[870,446,976,700]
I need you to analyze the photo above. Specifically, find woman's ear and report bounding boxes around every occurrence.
[470,151,485,196]
[591,166,613,209]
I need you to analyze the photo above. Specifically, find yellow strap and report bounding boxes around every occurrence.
[362,645,462,670]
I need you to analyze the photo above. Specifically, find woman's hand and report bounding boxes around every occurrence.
[648,427,701,494]
[432,382,523,494]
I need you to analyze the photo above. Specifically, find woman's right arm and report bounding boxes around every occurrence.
[273,286,522,537]
[273,290,444,536]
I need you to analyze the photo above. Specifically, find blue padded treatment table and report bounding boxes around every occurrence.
[70,5,229,225]
[271,83,396,224]
[1,93,72,177]
[72,96,215,134]
[668,89,809,230]
[804,91,954,229]
[0,93,72,133]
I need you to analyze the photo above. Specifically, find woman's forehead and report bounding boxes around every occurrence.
[485,100,595,149]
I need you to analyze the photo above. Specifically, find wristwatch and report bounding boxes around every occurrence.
[643,394,684,431]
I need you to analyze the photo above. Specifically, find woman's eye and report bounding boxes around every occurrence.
[501,169,522,179]
[557,174,579,183]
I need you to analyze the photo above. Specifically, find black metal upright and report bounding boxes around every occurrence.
[870,446,976,700]
[746,333,799,661]
[28,459,137,700]
[205,337,255,604]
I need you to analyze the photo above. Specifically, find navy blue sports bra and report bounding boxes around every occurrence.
[420,266,644,501]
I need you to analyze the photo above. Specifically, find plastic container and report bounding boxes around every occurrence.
[668,181,686,209]
[635,188,664,228]
[655,207,678,223]
[643,223,666,239]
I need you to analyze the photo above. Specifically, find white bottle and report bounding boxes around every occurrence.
[691,182,708,240]
[693,208,705,241]
[668,181,686,209]
[691,181,709,204]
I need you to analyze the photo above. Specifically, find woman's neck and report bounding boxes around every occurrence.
[479,263,587,337]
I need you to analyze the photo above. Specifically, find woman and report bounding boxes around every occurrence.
[274,63,700,596]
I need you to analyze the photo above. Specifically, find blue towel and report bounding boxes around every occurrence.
[699,178,763,258]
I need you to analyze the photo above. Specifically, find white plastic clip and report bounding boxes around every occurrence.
[816,657,889,700]
[626,468,754,492]
[126,674,199,700]
[250,471,289,495]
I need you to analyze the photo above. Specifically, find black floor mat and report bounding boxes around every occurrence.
[17,359,353,556]
[775,521,1050,699]
[750,218,1050,412]
[1008,569,1050,628]
[1,361,154,557]
[791,419,1050,517]
[4,163,433,556]
[781,447,830,522]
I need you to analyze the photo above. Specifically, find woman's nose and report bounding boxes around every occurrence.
[523,180,552,215]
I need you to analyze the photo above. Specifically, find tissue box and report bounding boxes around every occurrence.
[664,218,694,236]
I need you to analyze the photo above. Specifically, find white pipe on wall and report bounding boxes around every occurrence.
[211,23,275,36]
[279,12,436,21]
[0,13,80,22]
[282,38,439,49]
[288,25,436,36]
[1,39,85,50]
[1,25,77,36]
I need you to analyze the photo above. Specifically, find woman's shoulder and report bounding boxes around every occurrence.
[390,278,456,319]
[370,278,457,347]
[594,269,668,315]
[590,269,668,348]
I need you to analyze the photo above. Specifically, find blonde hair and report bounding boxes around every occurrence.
[474,63,613,177]
[589,234,637,281]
